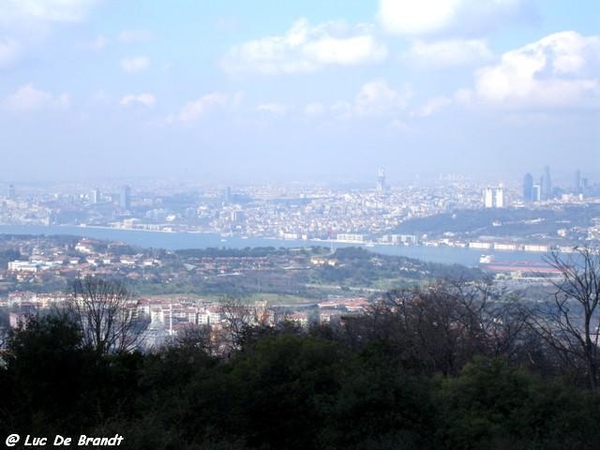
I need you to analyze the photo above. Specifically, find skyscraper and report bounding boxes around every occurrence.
[532,184,541,202]
[6,184,15,199]
[574,170,581,194]
[483,187,494,208]
[523,173,533,202]
[91,188,101,204]
[495,186,504,208]
[224,186,232,204]
[376,168,386,192]
[483,186,505,208]
[120,185,131,210]
[542,165,552,199]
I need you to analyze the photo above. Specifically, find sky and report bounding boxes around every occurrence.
[0,0,598,185]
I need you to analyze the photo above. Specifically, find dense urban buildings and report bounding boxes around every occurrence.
[1,169,598,250]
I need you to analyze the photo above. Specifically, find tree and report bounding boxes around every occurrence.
[530,246,600,389]
[219,297,274,353]
[436,356,600,450]
[2,313,96,434]
[346,280,492,375]
[68,276,140,355]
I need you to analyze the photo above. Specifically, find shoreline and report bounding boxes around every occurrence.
[0,224,560,267]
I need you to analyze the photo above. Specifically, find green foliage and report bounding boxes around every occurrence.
[225,335,344,450]
[435,357,600,449]
[323,342,437,449]
[2,299,600,449]
[3,314,98,434]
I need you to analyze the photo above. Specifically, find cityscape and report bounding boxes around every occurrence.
[1,0,599,448]
[2,166,598,252]
[1,164,598,352]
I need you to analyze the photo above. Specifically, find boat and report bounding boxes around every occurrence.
[479,256,560,274]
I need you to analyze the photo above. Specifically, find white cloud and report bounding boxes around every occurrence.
[308,80,413,121]
[118,30,153,44]
[304,102,325,117]
[3,84,71,112]
[390,119,413,132]
[378,0,461,36]
[79,30,152,52]
[404,38,493,67]
[91,89,111,105]
[120,93,156,107]
[466,31,600,109]
[166,93,228,123]
[120,56,150,73]
[257,103,287,115]
[232,92,244,108]
[0,0,98,25]
[353,79,413,116]
[412,96,453,117]
[326,80,413,120]
[378,0,536,37]
[221,18,387,74]
[0,38,20,67]
[78,35,107,51]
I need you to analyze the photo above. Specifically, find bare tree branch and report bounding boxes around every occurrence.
[530,246,600,389]
[68,276,140,355]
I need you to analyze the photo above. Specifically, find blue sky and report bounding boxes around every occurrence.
[0,0,598,184]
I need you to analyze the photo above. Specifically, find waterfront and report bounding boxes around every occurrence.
[0,225,548,267]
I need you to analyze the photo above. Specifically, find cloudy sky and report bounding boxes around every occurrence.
[0,0,598,184]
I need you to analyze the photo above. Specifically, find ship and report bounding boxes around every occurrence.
[479,254,560,274]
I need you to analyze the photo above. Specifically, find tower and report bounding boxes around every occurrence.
[483,186,505,208]
[532,184,541,202]
[542,165,552,199]
[483,187,494,208]
[6,184,15,199]
[120,185,131,210]
[495,186,504,208]
[574,170,581,194]
[523,173,533,202]
[376,168,386,192]
[91,188,100,204]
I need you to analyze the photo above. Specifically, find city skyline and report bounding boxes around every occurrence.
[0,1,598,183]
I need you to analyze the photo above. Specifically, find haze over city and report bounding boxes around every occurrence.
[0,0,598,183]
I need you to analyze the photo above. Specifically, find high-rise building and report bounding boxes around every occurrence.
[582,177,589,191]
[91,188,101,204]
[542,165,552,199]
[376,168,386,192]
[483,187,494,208]
[483,186,505,208]
[523,173,533,202]
[120,185,131,210]
[574,170,581,194]
[6,184,15,199]
[495,186,504,208]
[532,184,541,202]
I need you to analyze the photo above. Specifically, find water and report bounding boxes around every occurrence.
[0,224,546,267]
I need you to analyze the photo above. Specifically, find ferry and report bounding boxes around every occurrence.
[479,254,560,274]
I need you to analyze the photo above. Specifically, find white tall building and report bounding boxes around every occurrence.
[483,186,505,208]
[483,188,494,208]
[376,168,386,192]
[91,188,100,204]
[495,186,504,208]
